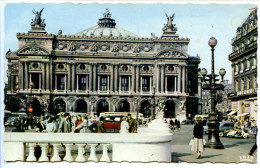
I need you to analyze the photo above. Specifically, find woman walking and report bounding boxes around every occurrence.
[120,117,129,134]
[190,117,204,159]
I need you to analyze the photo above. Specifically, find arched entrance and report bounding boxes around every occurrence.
[76,99,88,113]
[54,99,66,114]
[140,100,151,118]
[96,100,109,116]
[117,100,130,112]
[31,98,41,116]
[164,100,175,118]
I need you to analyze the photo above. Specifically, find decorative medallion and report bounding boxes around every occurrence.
[122,45,129,52]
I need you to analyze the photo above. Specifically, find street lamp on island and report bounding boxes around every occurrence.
[201,37,226,149]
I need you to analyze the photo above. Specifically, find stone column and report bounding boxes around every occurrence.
[19,61,23,90]
[156,64,160,93]
[178,66,181,93]
[136,65,140,93]
[42,62,45,91]
[161,65,165,93]
[25,62,28,90]
[93,63,97,92]
[46,63,49,91]
[174,76,177,92]
[71,63,75,91]
[132,65,135,93]
[110,64,114,92]
[114,64,118,92]
[50,63,53,90]
[55,75,57,90]
[89,64,93,92]
[153,63,157,93]
[39,73,42,90]
[67,63,71,91]
[182,66,185,93]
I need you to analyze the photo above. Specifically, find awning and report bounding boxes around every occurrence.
[227,111,237,116]
[236,113,249,117]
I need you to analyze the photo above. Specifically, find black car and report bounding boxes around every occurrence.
[181,120,194,125]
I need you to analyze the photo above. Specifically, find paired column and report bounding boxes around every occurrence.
[160,65,165,93]
[178,66,181,93]
[93,63,97,92]
[42,62,45,91]
[18,61,24,90]
[136,65,140,93]
[71,63,75,91]
[89,64,93,92]
[182,66,186,93]
[25,62,28,90]
[110,64,114,92]
[131,65,136,93]
[114,64,118,92]
[67,63,71,91]
[46,63,49,91]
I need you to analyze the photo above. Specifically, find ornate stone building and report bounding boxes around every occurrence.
[228,8,257,121]
[5,9,200,120]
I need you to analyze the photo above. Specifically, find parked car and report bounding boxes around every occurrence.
[90,115,125,133]
[204,121,234,137]
[181,120,194,125]
[5,117,19,127]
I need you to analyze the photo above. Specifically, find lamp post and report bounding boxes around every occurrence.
[201,37,226,149]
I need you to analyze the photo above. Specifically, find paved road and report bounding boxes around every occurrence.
[171,124,257,163]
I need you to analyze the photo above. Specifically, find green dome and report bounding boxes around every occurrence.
[75,9,139,38]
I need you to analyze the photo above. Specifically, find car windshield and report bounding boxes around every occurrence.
[7,117,17,122]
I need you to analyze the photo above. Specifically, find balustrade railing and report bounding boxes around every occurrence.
[4,131,172,163]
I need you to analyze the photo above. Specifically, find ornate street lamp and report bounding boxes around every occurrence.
[201,37,225,149]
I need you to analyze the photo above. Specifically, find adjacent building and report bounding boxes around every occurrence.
[228,8,257,121]
[5,9,200,120]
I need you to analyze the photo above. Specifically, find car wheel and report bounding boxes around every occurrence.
[89,125,97,133]
[219,132,224,137]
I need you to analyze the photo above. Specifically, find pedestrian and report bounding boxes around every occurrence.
[120,117,129,134]
[249,125,257,156]
[176,119,181,130]
[72,115,90,133]
[190,117,205,159]
[36,118,46,133]
[127,113,137,133]
[169,118,174,130]
[46,117,58,133]
[74,115,83,133]
[97,117,105,133]
[58,113,72,133]
[22,115,28,130]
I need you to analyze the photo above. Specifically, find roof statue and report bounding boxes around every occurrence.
[103,8,112,18]
[166,13,175,28]
[30,8,46,33]
[32,8,44,25]
[162,12,178,37]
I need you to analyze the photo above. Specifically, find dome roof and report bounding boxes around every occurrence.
[74,9,139,38]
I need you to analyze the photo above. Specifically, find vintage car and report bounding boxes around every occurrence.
[204,121,234,137]
[89,115,126,133]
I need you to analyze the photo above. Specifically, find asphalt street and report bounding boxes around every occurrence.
[171,124,257,163]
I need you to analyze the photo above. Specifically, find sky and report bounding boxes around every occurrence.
[2,3,257,83]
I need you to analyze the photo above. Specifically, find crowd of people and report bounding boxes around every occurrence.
[12,112,138,134]
[165,118,181,130]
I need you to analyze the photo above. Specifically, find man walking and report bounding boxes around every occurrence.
[127,113,137,133]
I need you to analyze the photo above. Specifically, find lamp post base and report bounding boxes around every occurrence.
[205,142,224,149]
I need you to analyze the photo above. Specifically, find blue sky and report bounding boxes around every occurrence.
[3,3,257,82]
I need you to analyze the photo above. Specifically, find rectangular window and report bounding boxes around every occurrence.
[121,76,129,91]
[31,73,40,89]
[100,75,108,91]
[142,76,150,91]
[167,76,175,91]
[78,75,86,90]
[57,74,65,90]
